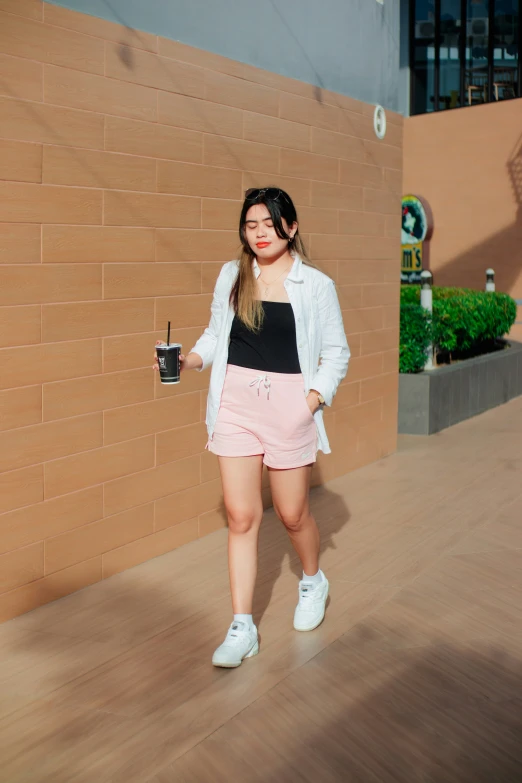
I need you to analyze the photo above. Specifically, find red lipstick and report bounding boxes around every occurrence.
[256,242,270,248]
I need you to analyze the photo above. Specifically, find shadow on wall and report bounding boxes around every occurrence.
[108,0,329,101]
[103,0,342,106]
[429,132,522,297]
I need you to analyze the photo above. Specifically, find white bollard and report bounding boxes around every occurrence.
[420,270,434,370]
[486,268,495,292]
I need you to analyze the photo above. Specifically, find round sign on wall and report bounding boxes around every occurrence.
[373,105,386,140]
[402,195,428,245]
[401,194,433,284]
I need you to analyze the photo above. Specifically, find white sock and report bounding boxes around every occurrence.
[233,614,254,630]
[302,569,324,588]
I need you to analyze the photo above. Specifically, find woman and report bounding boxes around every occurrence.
[154,187,350,668]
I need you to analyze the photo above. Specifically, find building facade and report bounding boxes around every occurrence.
[409,0,520,115]
[403,0,522,325]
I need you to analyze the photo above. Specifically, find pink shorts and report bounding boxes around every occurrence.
[208,364,317,469]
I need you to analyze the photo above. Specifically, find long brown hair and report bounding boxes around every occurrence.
[230,187,316,331]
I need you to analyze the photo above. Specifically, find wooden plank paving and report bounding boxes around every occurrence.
[1,397,521,782]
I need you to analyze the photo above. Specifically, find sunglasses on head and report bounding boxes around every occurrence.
[244,187,287,202]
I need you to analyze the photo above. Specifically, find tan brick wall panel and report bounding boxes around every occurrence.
[403,100,522,298]
[0,3,402,621]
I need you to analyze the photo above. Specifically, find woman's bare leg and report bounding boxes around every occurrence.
[268,464,319,575]
[218,455,264,614]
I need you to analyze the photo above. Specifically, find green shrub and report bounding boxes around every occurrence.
[399,286,517,372]
[400,285,422,306]
[400,303,432,373]
[433,288,516,353]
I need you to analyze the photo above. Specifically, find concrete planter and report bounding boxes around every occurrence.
[398,340,522,435]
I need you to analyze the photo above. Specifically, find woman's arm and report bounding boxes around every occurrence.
[181,351,203,371]
[309,279,350,406]
[189,262,233,372]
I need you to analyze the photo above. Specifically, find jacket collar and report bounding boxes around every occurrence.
[252,253,303,283]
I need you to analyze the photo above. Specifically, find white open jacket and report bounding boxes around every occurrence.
[189,254,350,454]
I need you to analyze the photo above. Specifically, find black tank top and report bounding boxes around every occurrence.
[227,301,301,374]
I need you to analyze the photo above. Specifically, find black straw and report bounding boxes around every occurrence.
[167,321,171,346]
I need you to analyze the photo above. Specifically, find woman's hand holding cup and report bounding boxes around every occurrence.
[153,339,183,385]
[153,341,203,380]
[152,340,186,374]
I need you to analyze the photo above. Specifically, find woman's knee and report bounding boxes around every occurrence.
[226,505,260,535]
[276,506,307,533]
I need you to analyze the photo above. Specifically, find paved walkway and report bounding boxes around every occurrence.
[1,397,521,782]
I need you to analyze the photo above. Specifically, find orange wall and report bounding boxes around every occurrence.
[403,99,522,301]
[0,0,402,622]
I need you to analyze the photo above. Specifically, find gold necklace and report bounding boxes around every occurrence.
[258,263,292,298]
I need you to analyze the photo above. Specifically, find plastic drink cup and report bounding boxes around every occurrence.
[155,342,181,384]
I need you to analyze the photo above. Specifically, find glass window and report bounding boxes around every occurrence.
[412,0,437,114]
[440,0,463,108]
[465,0,489,105]
[493,0,518,99]
[410,0,520,113]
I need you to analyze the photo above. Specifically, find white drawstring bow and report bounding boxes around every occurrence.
[249,374,271,399]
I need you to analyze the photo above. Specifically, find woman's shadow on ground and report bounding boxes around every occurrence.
[263,636,522,782]
[217,462,351,625]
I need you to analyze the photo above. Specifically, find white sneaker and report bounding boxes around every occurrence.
[293,574,329,632]
[212,621,259,668]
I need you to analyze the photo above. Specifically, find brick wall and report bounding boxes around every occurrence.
[0,0,402,622]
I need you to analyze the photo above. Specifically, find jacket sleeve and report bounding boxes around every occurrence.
[309,279,350,406]
[189,262,233,372]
